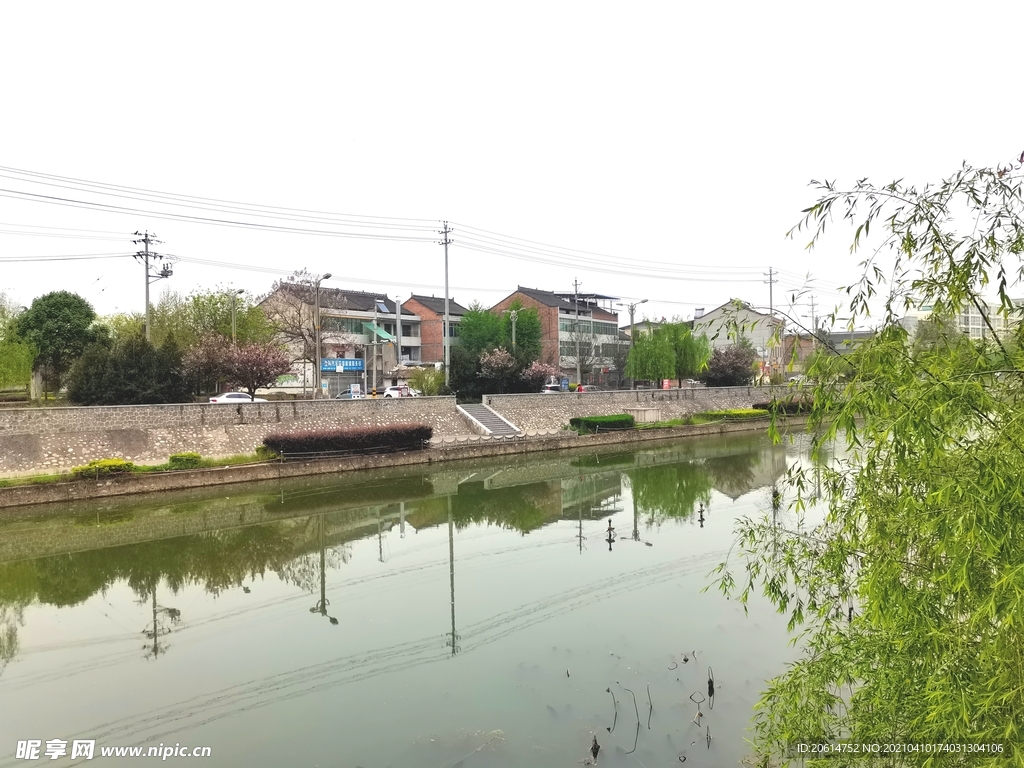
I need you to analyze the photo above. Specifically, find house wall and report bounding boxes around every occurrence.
[695,306,780,356]
[403,297,445,363]
[0,398,465,476]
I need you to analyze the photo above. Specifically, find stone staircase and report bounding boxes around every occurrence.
[457,403,521,436]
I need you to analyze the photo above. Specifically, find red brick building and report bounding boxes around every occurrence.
[402,294,469,364]
[490,287,622,379]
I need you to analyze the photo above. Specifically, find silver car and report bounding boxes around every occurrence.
[209,392,267,403]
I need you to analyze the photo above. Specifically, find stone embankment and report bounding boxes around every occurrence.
[0,385,798,482]
[0,397,465,475]
[0,415,811,510]
[484,385,790,432]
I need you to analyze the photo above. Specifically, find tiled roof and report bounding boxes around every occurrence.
[512,286,573,308]
[407,294,469,316]
[270,284,415,315]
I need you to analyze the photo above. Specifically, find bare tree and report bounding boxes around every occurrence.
[260,271,318,375]
[261,271,359,395]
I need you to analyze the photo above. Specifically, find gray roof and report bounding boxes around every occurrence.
[270,284,415,315]
[513,286,573,308]
[408,294,469,316]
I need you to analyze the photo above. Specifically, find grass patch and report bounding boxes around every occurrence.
[0,450,278,488]
[568,414,636,434]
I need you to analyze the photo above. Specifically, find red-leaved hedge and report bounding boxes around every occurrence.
[263,423,433,458]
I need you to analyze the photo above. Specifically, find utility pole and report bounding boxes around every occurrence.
[763,266,778,375]
[132,231,165,342]
[810,294,818,350]
[314,273,331,398]
[231,289,244,345]
[395,295,403,374]
[574,278,582,384]
[441,222,452,387]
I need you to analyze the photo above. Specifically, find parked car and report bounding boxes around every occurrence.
[381,385,419,398]
[335,386,365,400]
[209,392,267,403]
[577,384,604,392]
[540,384,562,393]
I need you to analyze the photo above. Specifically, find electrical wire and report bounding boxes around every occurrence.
[0,189,438,242]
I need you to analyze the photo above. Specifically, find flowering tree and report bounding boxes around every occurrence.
[520,360,558,391]
[479,347,520,393]
[183,333,233,395]
[698,343,755,387]
[229,342,292,400]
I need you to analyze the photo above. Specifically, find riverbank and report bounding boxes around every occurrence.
[0,415,809,509]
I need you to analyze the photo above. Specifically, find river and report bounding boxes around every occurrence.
[0,431,818,767]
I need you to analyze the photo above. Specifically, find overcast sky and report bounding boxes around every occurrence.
[2,2,1021,332]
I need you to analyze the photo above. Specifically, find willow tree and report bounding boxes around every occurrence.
[715,158,1024,764]
[624,328,674,383]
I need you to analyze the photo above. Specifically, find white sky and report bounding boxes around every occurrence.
[1,1,1021,333]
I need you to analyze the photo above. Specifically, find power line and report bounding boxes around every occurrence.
[0,165,437,229]
[0,252,135,262]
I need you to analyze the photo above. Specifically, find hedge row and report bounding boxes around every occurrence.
[694,408,769,420]
[71,458,135,478]
[752,399,814,414]
[569,414,636,434]
[262,423,433,457]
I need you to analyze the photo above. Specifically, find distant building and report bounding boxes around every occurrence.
[402,294,469,364]
[899,298,1024,341]
[694,300,783,353]
[260,284,421,394]
[490,287,623,381]
[619,319,666,337]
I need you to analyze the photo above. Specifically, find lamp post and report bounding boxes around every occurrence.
[502,309,518,349]
[230,289,245,346]
[314,273,332,399]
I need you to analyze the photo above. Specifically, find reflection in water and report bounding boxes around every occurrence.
[0,434,792,678]
[309,515,338,625]
[0,436,798,768]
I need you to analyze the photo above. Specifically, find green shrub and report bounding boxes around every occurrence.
[263,423,433,458]
[693,408,769,421]
[71,458,135,479]
[568,414,636,434]
[752,399,813,414]
[255,445,279,461]
[167,452,202,470]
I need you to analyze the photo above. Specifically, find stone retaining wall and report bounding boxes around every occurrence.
[0,397,463,475]
[484,386,790,431]
[0,415,811,510]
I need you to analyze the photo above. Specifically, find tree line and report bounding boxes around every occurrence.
[0,288,289,404]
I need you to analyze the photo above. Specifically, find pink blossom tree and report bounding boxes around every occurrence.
[229,342,292,400]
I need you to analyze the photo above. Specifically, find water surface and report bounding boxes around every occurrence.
[0,433,814,767]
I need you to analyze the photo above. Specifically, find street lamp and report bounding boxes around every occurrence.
[616,299,647,389]
[502,309,519,349]
[230,289,245,346]
[616,299,648,349]
[314,273,332,399]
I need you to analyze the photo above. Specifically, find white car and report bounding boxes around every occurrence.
[381,385,420,398]
[209,392,267,403]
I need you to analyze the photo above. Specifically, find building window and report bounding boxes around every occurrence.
[402,323,420,337]
[445,323,460,338]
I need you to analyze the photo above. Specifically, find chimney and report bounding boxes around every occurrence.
[694,307,705,319]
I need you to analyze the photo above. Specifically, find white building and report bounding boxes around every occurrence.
[694,300,784,359]
[899,298,1024,341]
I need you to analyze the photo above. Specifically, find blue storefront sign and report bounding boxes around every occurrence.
[560,377,569,391]
[321,358,365,372]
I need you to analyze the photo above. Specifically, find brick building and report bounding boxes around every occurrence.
[402,294,469,364]
[490,287,622,380]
